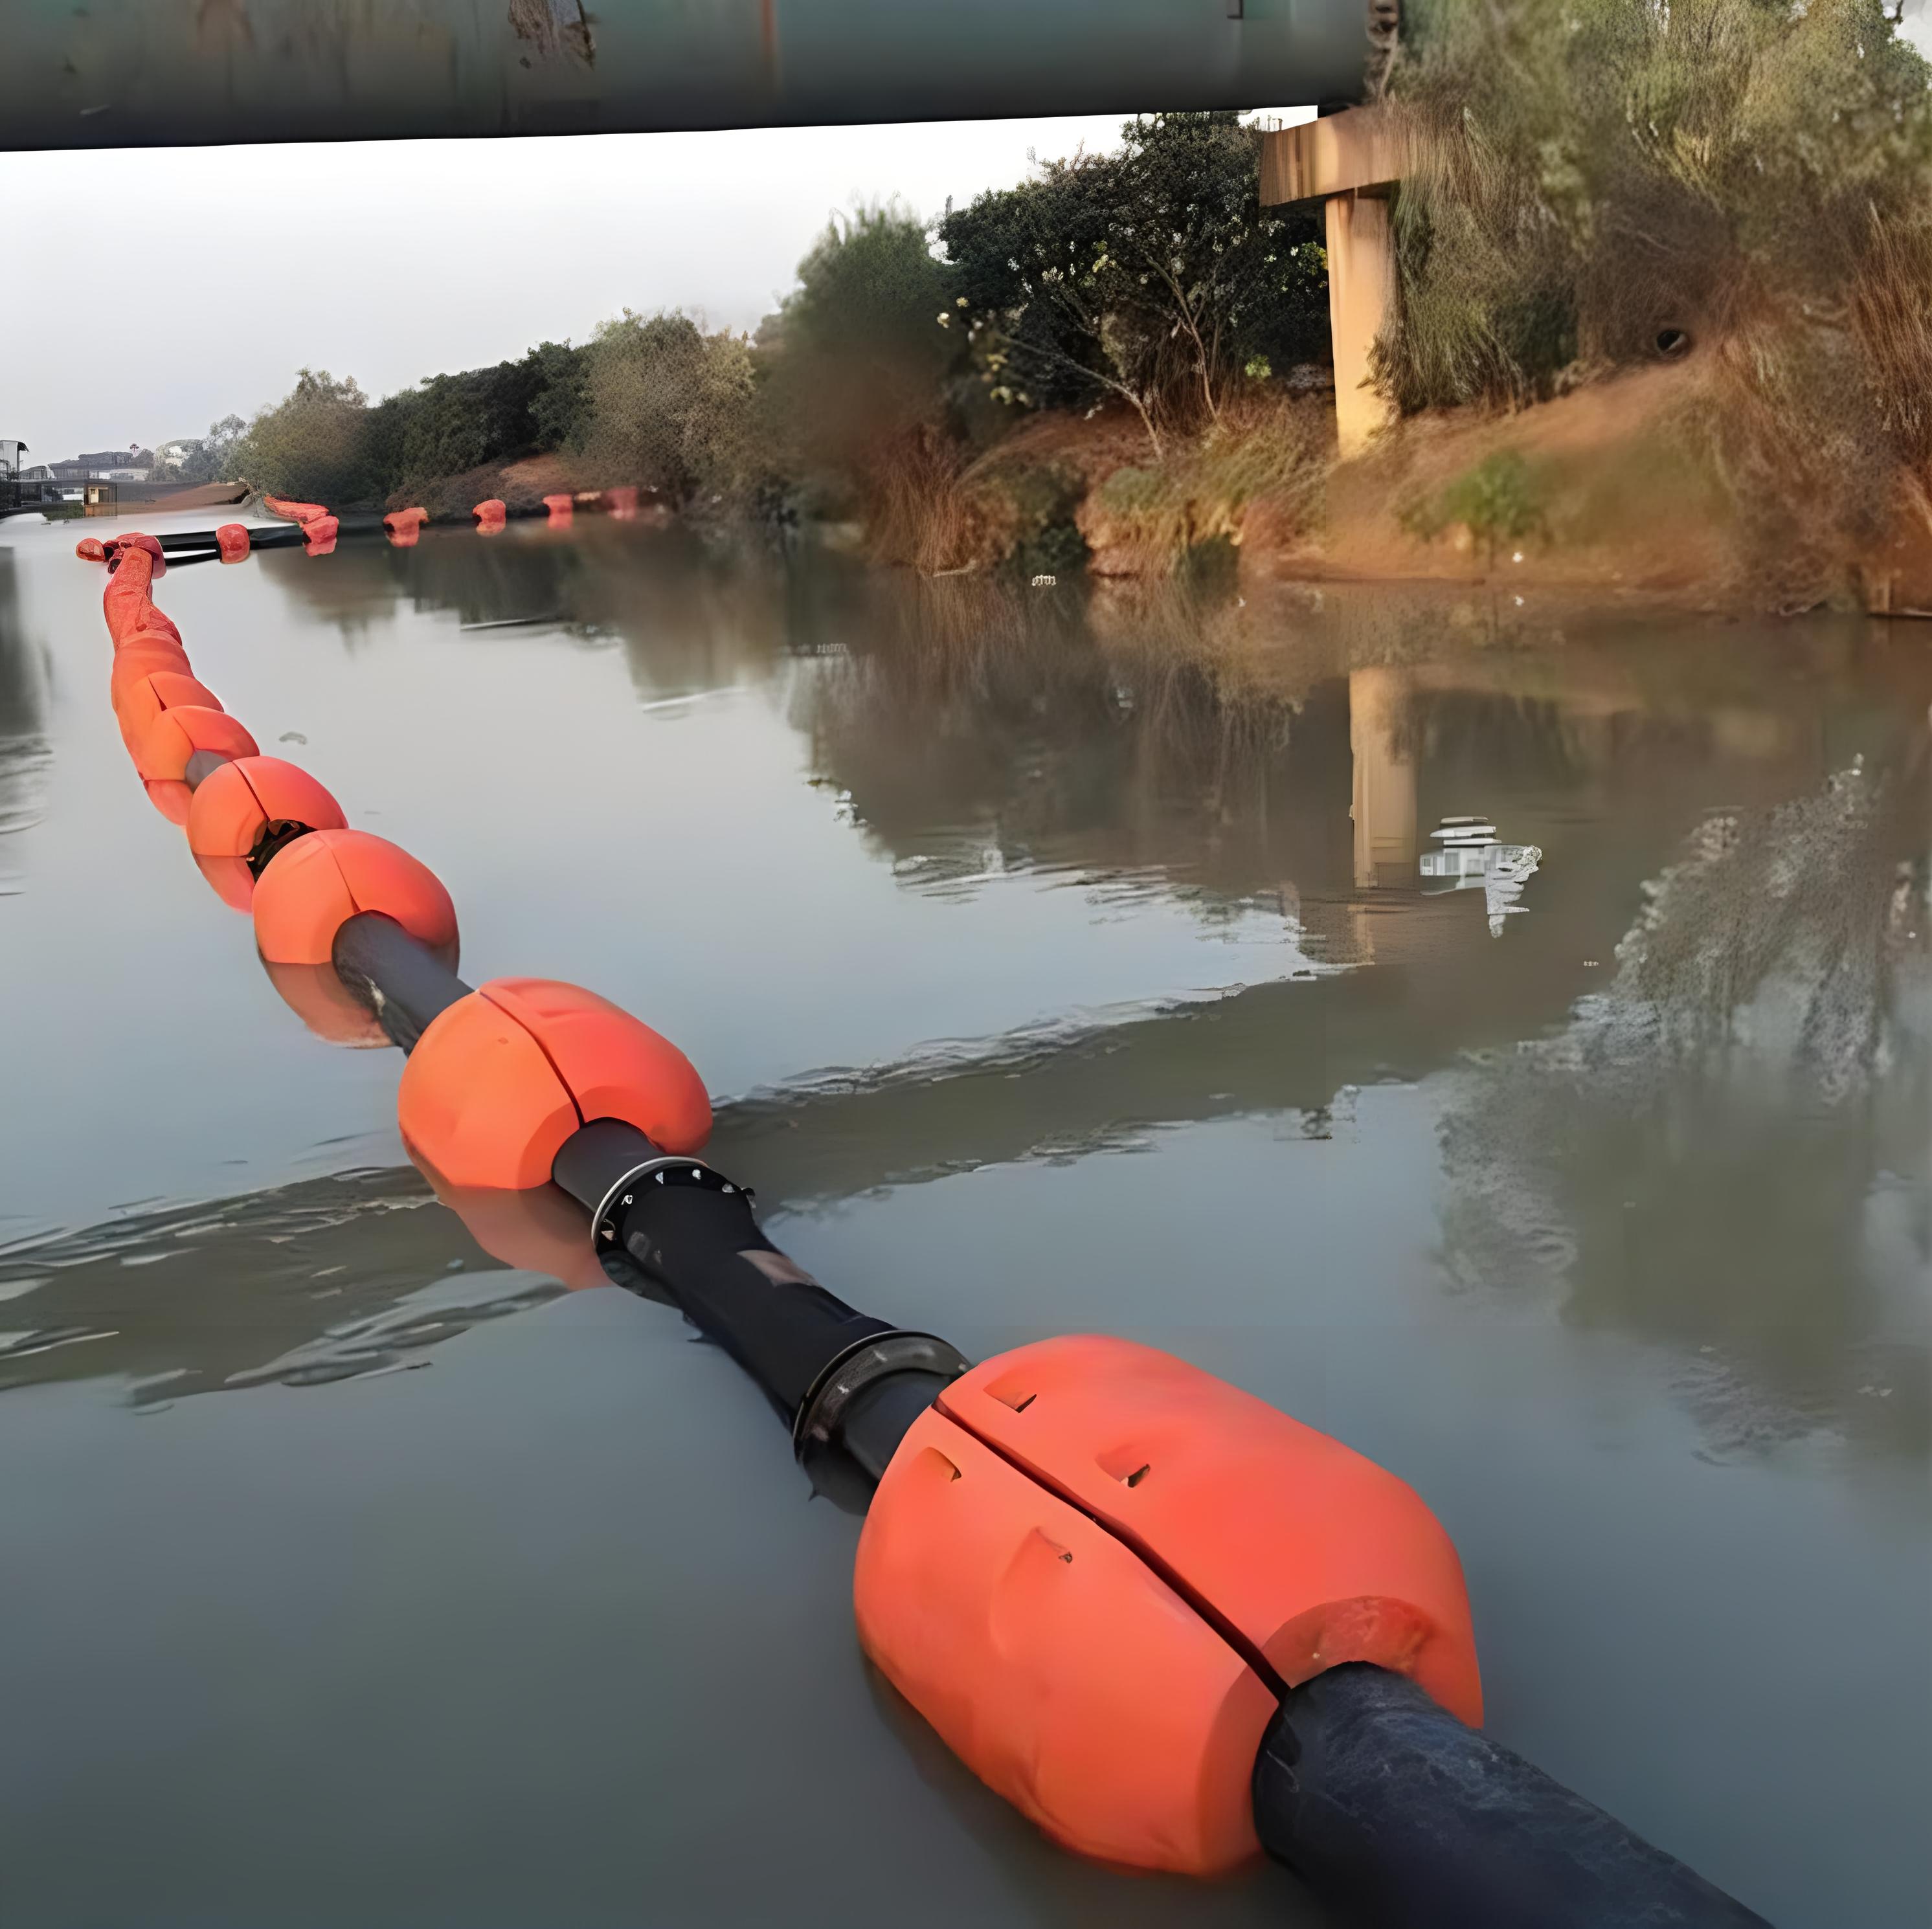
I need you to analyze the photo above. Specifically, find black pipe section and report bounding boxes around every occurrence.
[151,523,363,554]
[137,504,568,555]
[309,916,1773,1926]
[549,1118,958,1471]
[550,1117,895,1426]
[330,911,473,1051]
[1254,1664,1771,1928]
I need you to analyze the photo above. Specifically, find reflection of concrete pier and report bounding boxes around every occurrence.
[1349,666,1417,889]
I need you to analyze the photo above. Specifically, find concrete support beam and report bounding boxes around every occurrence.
[1259,104,1410,205]
[1261,107,1408,459]
[1325,191,1399,459]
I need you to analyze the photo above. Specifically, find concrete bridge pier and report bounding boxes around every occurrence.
[1261,108,1411,458]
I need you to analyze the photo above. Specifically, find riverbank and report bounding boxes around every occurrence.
[871,357,1932,620]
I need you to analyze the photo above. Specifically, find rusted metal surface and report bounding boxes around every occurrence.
[5,1,1381,151]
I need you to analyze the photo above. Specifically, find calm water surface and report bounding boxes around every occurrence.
[1,512,1927,1928]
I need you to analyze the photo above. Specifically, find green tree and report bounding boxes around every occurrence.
[1380,0,1932,418]
[939,113,1327,455]
[172,415,246,485]
[760,201,959,489]
[234,370,376,503]
[578,310,762,507]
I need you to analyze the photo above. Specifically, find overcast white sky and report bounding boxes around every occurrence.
[1,112,1312,463]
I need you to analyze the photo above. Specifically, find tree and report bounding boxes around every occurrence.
[233,370,376,503]
[760,201,960,485]
[939,113,1327,456]
[578,310,762,506]
[172,415,246,484]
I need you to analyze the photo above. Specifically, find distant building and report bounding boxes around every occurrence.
[48,447,155,482]
[0,438,25,478]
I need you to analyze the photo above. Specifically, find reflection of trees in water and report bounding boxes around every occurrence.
[1441,759,1931,1459]
[792,571,1355,919]
[0,551,52,883]
[262,524,791,698]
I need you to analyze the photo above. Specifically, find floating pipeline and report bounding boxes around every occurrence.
[75,534,1775,1929]
[89,491,643,570]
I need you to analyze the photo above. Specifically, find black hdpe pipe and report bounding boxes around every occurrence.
[144,502,567,566]
[326,908,1770,1929]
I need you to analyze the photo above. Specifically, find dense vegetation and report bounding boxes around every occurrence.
[1378,0,1932,589]
[196,113,1324,543]
[177,12,1932,597]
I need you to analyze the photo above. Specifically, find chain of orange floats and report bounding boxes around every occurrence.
[67,495,1767,1928]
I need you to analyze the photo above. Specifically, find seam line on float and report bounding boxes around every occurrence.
[933,1397,1291,1700]
[479,988,587,1129]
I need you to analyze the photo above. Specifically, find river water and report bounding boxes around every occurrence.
[0,511,1926,1928]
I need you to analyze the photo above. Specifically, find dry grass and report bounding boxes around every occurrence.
[1084,390,1334,571]
[858,425,1007,576]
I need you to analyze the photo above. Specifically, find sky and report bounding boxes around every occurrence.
[1,111,1312,465]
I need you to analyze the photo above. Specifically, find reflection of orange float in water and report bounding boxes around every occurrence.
[409,1145,615,1293]
[605,485,638,518]
[260,957,392,1047]
[543,493,574,525]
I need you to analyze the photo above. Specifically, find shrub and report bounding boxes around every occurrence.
[1400,449,1548,570]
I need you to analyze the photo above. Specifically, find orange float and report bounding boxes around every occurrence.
[104,548,164,645]
[135,705,258,785]
[397,977,712,1190]
[251,829,457,968]
[383,507,429,533]
[264,495,328,522]
[116,670,222,753]
[473,498,507,526]
[216,524,251,563]
[186,757,348,909]
[857,1405,1272,1873]
[542,493,573,524]
[110,643,193,704]
[854,1334,1481,1877]
[115,603,183,650]
[75,537,107,561]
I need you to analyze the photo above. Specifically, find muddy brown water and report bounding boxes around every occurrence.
[0,512,1926,1928]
